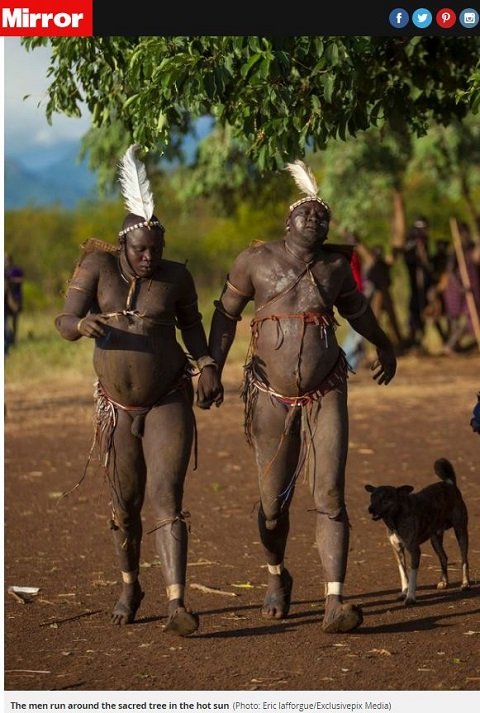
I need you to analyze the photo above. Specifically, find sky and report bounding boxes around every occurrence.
[3,37,91,167]
[1,37,212,172]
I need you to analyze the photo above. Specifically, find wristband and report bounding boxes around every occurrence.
[77,317,86,334]
[197,355,218,372]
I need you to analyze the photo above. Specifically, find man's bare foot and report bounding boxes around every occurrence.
[111,581,144,625]
[261,568,293,619]
[321,595,363,633]
[164,598,199,636]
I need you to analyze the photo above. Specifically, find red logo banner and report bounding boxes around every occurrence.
[1,0,93,36]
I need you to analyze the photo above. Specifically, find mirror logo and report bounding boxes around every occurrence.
[0,0,93,35]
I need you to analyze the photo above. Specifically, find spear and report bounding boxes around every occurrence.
[449,217,480,351]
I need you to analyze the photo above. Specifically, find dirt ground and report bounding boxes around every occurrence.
[4,351,480,694]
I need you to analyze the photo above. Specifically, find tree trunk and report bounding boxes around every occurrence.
[391,187,406,249]
[450,217,480,351]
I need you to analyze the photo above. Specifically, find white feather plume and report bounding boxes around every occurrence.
[118,144,155,220]
[285,159,318,198]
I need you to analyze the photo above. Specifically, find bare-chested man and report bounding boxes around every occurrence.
[204,160,397,633]
[55,145,221,636]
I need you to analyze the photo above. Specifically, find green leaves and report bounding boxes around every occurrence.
[20,36,480,187]
[240,52,263,78]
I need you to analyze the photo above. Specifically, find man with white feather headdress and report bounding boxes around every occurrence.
[55,144,222,636]
[206,159,397,633]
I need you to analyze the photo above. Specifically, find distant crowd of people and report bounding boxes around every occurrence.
[342,216,480,368]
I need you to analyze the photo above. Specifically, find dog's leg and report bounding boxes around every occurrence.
[453,519,470,590]
[388,532,408,598]
[405,546,421,605]
[430,533,448,590]
[461,562,471,590]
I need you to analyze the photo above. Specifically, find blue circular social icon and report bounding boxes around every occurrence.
[389,8,410,28]
[460,8,479,27]
[412,8,433,28]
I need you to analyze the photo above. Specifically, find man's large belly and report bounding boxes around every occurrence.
[251,319,341,396]
[92,322,188,406]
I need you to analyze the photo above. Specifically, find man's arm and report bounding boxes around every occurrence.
[208,309,241,373]
[176,267,223,408]
[55,252,114,340]
[54,253,105,341]
[336,258,396,385]
[176,266,227,368]
[181,318,224,409]
[348,304,391,348]
[349,306,397,385]
[175,270,210,363]
[208,250,254,374]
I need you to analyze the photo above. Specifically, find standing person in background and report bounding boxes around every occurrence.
[403,216,433,348]
[4,272,17,356]
[423,239,452,347]
[55,145,222,636]
[362,244,405,351]
[4,254,24,346]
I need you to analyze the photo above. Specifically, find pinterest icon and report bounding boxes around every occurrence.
[436,7,457,27]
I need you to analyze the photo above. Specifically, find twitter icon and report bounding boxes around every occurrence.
[412,8,433,28]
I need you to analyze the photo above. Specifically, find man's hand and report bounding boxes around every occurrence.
[77,314,109,339]
[371,347,397,386]
[196,366,224,409]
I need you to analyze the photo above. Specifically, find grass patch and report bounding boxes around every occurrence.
[4,311,97,386]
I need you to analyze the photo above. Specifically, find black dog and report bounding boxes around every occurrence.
[365,458,470,605]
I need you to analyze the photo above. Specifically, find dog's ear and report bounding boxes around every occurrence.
[398,485,414,495]
[365,484,375,492]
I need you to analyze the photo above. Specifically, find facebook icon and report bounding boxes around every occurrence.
[389,8,410,28]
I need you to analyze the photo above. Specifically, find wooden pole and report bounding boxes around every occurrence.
[449,217,480,351]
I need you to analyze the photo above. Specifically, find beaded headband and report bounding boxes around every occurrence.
[288,196,331,217]
[118,219,164,238]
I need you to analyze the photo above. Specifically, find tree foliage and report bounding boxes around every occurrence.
[22,36,480,189]
[409,114,480,232]
[321,128,413,234]
[7,140,476,313]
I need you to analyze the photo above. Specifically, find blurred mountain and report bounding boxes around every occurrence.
[5,118,213,210]
[5,143,98,210]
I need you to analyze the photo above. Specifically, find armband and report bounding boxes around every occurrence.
[226,279,253,299]
[340,302,369,320]
[213,300,242,322]
[67,284,95,296]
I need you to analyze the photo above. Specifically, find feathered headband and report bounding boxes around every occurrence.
[117,144,164,237]
[285,159,331,218]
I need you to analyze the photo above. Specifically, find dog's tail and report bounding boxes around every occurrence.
[434,458,457,485]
